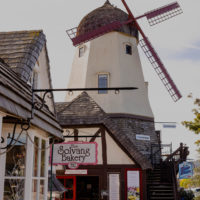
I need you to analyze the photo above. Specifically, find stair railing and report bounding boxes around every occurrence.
[170,159,180,200]
[164,143,189,165]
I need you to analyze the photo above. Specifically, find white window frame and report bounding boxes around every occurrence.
[97,72,110,94]
[78,45,86,57]
[1,128,49,200]
[31,134,49,200]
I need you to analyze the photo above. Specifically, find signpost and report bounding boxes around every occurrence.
[179,162,193,179]
[136,134,150,141]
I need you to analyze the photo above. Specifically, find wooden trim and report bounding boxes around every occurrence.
[101,128,107,166]
[44,139,49,199]
[74,128,78,141]
[57,176,76,200]
[142,170,147,200]
[24,133,34,200]
[61,124,104,129]
[36,139,42,200]
[89,128,101,142]
[60,124,142,168]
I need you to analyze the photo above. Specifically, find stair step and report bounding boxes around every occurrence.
[149,197,174,200]
[150,192,174,195]
[149,189,173,192]
[149,185,173,187]
[147,165,176,200]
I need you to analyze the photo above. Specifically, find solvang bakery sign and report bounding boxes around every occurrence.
[51,142,98,168]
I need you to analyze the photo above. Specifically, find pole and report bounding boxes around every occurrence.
[50,140,54,200]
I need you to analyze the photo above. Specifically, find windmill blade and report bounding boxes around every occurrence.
[121,0,182,101]
[136,2,183,26]
[66,19,132,46]
[139,37,182,102]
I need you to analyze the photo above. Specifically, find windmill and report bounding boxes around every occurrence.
[66,0,183,102]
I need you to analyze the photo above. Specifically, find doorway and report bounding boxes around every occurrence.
[57,176,99,200]
[76,176,99,200]
[58,176,76,200]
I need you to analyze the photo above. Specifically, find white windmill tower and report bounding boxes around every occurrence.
[66,0,182,119]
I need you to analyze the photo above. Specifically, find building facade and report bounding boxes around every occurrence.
[0,30,63,200]
[54,2,160,200]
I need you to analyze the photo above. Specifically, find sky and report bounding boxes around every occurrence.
[0,0,200,159]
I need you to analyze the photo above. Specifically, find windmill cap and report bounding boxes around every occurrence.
[76,1,138,39]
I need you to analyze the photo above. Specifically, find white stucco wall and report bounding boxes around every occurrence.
[60,128,134,166]
[35,46,55,113]
[106,131,134,165]
[66,31,153,118]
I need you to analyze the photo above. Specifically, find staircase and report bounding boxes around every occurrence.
[147,142,189,200]
[147,164,176,200]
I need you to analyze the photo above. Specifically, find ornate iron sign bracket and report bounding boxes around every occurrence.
[30,87,138,119]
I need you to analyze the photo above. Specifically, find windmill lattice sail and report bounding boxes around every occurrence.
[145,2,183,26]
[66,20,132,46]
[139,38,182,102]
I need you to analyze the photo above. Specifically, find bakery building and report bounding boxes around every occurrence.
[53,1,189,200]
[54,92,154,200]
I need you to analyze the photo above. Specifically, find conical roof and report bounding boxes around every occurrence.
[77,1,138,39]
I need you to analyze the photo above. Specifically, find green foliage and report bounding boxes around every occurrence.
[179,188,195,200]
[182,98,200,135]
[181,96,200,198]
[180,179,193,189]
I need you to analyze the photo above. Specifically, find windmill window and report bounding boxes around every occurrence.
[98,74,109,94]
[79,47,85,57]
[126,44,132,55]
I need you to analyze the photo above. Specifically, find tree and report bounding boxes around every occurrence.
[182,96,200,200]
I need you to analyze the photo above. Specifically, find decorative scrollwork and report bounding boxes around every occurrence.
[0,136,4,144]
[63,129,73,137]
[33,91,53,111]
[0,123,17,149]
[47,91,53,99]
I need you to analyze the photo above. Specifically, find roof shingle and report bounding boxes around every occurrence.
[55,92,157,169]
[0,30,45,82]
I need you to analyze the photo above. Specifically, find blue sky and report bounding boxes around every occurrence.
[0,0,200,159]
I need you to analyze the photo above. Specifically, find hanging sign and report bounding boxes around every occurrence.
[127,170,141,200]
[51,142,98,168]
[179,162,193,179]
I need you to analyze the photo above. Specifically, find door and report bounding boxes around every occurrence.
[57,176,76,200]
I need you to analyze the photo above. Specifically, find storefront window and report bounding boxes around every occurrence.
[4,179,25,200]
[33,137,39,177]
[39,180,45,199]
[4,132,27,200]
[40,140,46,177]
[5,133,27,177]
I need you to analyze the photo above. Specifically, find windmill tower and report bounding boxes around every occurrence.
[66,0,182,119]
[55,3,184,199]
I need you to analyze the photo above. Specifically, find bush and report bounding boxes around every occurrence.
[179,188,195,200]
